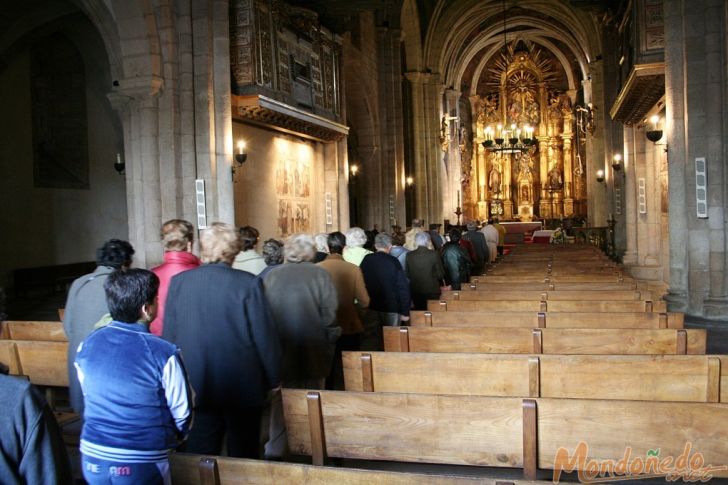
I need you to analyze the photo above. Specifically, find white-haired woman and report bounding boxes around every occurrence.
[343,227,372,266]
[263,233,340,388]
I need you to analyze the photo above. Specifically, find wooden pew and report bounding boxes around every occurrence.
[428,299,668,313]
[468,274,632,283]
[343,352,725,402]
[168,453,544,485]
[410,310,684,329]
[282,389,728,479]
[384,327,706,355]
[465,281,642,291]
[9,340,69,387]
[0,321,67,341]
[440,290,650,301]
[0,340,21,375]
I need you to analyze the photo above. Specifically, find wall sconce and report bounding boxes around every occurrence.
[405,176,414,187]
[114,153,125,175]
[596,169,605,183]
[350,164,359,177]
[646,115,663,143]
[612,154,622,171]
[232,140,247,178]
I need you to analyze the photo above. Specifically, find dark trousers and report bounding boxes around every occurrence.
[183,407,262,458]
[326,333,361,390]
[412,292,440,311]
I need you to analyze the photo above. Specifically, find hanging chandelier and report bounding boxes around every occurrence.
[482,123,537,153]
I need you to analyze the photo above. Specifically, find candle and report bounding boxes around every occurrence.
[457,190,461,207]
[116,153,121,164]
[237,140,245,154]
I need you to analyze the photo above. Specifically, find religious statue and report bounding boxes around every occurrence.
[524,91,540,124]
[548,93,561,120]
[507,99,522,124]
[488,162,502,195]
[439,115,450,151]
[547,164,563,189]
[558,92,572,114]
[517,151,534,178]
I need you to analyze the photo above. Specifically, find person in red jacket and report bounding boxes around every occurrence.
[150,219,200,336]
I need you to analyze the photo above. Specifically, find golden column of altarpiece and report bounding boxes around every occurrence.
[465,45,586,222]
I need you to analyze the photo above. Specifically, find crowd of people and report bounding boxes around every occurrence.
[1,217,507,484]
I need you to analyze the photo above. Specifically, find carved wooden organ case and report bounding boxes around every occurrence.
[466,42,586,221]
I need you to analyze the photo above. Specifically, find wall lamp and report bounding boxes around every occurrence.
[350,164,359,177]
[611,154,622,171]
[232,140,247,179]
[645,115,663,143]
[406,176,414,187]
[596,169,605,184]
[114,153,125,175]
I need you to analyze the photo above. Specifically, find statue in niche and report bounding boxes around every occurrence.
[507,99,522,124]
[488,161,502,196]
[548,93,562,121]
[558,92,572,114]
[524,91,540,124]
[439,115,450,151]
[520,184,531,203]
[516,151,534,178]
[459,123,467,153]
[547,163,563,189]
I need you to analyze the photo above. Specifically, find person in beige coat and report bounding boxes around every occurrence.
[318,231,370,388]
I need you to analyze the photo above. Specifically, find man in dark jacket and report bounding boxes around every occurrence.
[163,222,281,458]
[462,221,488,275]
[406,232,445,310]
[441,228,471,290]
[360,233,411,350]
[0,373,72,485]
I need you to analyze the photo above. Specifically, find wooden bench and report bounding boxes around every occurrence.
[343,352,725,402]
[468,274,633,283]
[383,327,706,355]
[0,321,67,341]
[13,261,95,297]
[282,389,728,479]
[440,290,650,301]
[428,299,668,313]
[465,281,642,291]
[410,310,684,329]
[0,340,69,387]
[168,453,545,485]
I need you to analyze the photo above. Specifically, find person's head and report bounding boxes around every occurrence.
[487,218,494,225]
[314,233,330,254]
[449,228,462,243]
[284,233,316,263]
[160,219,195,252]
[327,231,346,255]
[238,226,260,251]
[97,239,135,269]
[261,239,284,266]
[466,221,477,231]
[374,232,393,252]
[414,231,432,248]
[199,222,241,264]
[493,218,500,224]
[345,227,367,248]
[411,218,423,228]
[104,269,159,324]
[392,232,405,247]
[429,223,441,232]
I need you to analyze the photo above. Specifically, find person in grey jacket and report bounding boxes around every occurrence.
[263,233,340,389]
[62,238,134,415]
[405,232,445,310]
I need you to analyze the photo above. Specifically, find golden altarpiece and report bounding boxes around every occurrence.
[464,43,587,222]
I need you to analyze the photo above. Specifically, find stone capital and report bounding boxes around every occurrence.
[404,70,432,83]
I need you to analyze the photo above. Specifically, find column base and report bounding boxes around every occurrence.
[703,298,728,320]
[626,265,663,281]
[663,289,688,313]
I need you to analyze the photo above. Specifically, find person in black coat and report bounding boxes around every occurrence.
[360,233,411,350]
[163,222,281,458]
[441,228,472,290]
[462,221,488,275]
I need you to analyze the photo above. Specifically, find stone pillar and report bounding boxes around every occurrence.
[587,59,608,226]
[663,0,692,312]
[562,128,574,215]
[622,126,638,266]
[537,137,549,215]
[444,88,462,222]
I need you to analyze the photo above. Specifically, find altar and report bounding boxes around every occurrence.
[501,221,543,244]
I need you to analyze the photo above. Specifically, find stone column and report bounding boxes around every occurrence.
[537,137,549,215]
[622,126,638,266]
[663,0,690,312]
[562,126,574,215]
[445,88,462,222]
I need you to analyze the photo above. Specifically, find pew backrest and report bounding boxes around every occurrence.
[428,299,668,313]
[440,290,649,301]
[384,327,706,355]
[343,351,726,402]
[0,321,67,341]
[282,390,728,479]
[167,453,539,485]
[410,310,684,329]
[0,340,68,387]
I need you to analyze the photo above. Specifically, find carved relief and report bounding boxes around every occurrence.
[230,0,254,86]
